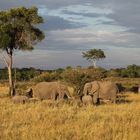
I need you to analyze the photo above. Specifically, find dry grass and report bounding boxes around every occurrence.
[0,84,9,97]
[0,85,140,140]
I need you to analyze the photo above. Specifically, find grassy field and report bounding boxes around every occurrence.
[0,85,140,140]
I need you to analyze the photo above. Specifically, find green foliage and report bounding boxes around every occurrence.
[33,68,65,82]
[119,69,129,78]
[17,68,41,81]
[65,66,73,70]
[0,68,8,80]
[61,69,86,90]
[82,49,106,62]
[0,7,45,52]
[1,65,140,83]
[82,49,106,68]
[60,67,107,94]
[107,65,140,78]
[0,68,42,81]
[107,69,120,77]
[33,71,62,82]
[127,65,140,78]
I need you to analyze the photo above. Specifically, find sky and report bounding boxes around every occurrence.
[0,0,140,69]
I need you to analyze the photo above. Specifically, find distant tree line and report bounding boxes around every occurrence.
[0,67,43,81]
[107,64,140,78]
[1,64,140,82]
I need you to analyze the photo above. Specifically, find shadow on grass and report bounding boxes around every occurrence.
[99,94,133,105]
[116,94,133,104]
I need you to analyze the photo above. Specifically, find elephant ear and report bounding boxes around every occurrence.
[83,83,92,95]
[91,81,99,93]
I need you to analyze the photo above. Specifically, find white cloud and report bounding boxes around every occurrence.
[1,0,140,68]
[46,28,140,49]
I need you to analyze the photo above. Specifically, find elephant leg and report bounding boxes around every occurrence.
[93,92,99,104]
[112,98,116,104]
[51,91,57,101]
[93,96,98,104]
[113,100,116,104]
[58,92,64,100]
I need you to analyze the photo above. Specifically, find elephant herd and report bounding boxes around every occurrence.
[12,81,118,105]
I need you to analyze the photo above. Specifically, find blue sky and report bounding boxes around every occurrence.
[0,0,140,69]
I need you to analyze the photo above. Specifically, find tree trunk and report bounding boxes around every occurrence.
[93,60,97,68]
[7,53,14,96]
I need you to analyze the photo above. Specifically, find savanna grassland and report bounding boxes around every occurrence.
[0,83,140,140]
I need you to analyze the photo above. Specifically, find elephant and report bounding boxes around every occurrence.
[70,95,94,106]
[82,95,93,105]
[12,95,29,104]
[12,88,33,104]
[83,81,118,104]
[27,82,72,100]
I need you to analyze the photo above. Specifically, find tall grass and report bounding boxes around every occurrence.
[0,85,140,140]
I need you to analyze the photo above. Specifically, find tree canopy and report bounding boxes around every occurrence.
[82,49,106,68]
[0,6,45,53]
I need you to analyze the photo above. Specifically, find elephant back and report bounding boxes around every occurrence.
[98,81,117,100]
[32,81,71,100]
[32,82,58,99]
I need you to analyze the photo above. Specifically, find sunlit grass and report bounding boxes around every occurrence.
[0,85,140,140]
[0,84,9,97]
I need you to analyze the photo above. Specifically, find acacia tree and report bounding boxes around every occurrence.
[0,7,45,96]
[82,49,106,68]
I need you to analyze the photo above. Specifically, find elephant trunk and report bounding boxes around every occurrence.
[83,87,88,96]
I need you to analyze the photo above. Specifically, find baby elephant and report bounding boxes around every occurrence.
[82,95,93,105]
[12,95,29,104]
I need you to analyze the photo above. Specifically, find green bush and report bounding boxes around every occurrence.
[60,67,107,94]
